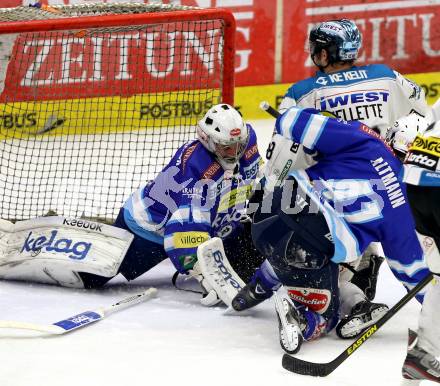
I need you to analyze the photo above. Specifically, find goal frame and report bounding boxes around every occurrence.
[0,7,236,105]
[0,6,237,222]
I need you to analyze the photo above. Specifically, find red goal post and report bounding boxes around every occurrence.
[0,3,236,222]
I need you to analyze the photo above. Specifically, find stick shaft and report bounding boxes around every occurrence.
[0,287,157,335]
[259,101,280,118]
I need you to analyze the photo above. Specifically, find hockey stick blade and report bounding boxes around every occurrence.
[282,273,433,377]
[0,287,157,335]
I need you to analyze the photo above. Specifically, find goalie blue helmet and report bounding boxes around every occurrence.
[309,19,362,63]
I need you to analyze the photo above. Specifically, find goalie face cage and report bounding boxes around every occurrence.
[0,4,235,223]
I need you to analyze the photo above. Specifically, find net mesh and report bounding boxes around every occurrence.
[0,4,227,222]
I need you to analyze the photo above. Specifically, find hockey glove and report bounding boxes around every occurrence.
[189,262,222,307]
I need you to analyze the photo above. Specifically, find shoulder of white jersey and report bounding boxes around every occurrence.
[392,70,426,103]
[287,64,396,104]
[285,75,320,103]
[357,63,396,79]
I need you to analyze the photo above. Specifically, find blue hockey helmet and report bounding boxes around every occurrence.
[309,19,362,63]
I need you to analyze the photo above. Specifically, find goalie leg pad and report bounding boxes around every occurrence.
[197,237,245,307]
[0,216,133,288]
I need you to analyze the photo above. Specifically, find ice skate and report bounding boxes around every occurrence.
[402,329,440,383]
[231,279,272,311]
[274,292,304,354]
[336,300,389,339]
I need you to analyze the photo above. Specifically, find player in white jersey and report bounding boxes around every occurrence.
[278,19,429,137]
[388,115,440,382]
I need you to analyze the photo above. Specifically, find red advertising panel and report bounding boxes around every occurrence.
[283,0,440,83]
[175,0,276,86]
[0,0,277,87]
[2,24,224,102]
[1,0,439,87]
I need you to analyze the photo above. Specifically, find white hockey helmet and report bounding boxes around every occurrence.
[197,104,249,171]
[387,113,430,156]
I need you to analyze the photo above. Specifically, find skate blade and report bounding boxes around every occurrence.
[400,378,421,386]
[280,325,302,354]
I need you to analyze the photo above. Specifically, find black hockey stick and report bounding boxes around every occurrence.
[260,101,280,118]
[282,273,433,377]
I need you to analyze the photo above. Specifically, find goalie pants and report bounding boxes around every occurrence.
[80,208,264,288]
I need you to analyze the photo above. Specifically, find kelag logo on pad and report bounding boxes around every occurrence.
[21,230,92,260]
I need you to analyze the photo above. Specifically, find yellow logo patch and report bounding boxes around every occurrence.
[411,135,440,158]
[218,186,251,213]
[173,232,210,249]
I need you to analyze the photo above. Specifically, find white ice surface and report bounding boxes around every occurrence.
[0,120,430,386]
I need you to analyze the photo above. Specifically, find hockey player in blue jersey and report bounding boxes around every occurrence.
[76,103,266,305]
[231,105,430,354]
[279,19,430,307]
[0,104,265,306]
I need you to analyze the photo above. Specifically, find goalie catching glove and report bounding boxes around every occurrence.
[190,237,245,307]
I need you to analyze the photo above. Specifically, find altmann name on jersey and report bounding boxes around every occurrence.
[320,91,389,122]
[371,157,406,208]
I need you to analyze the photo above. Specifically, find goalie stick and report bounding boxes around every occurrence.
[282,273,433,377]
[0,287,157,335]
